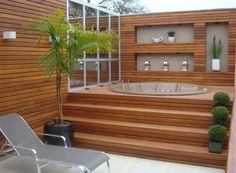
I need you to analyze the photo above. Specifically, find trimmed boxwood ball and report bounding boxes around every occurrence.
[213,92,230,107]
[212,106,229,125]
[208,125,227,142]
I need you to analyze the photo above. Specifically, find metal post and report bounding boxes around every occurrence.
[108,13,112,82]
[83,5,87,87]
[97,9,100,85]
[118,15,121,81]
[107,160,111,173]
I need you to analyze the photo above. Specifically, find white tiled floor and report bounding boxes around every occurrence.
[0,153,224,173]
[94,154,224,173]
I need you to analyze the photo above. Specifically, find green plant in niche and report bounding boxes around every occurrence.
[27,9,118,124]
[167,31,175,37]
[211,35,222,59]
[208,125,227,142]
[213,92,230,107]
[212,106,229,125]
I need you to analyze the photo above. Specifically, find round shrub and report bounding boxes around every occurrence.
[208,125,227,142]
[212,106,229,124]
[213,92,230,107]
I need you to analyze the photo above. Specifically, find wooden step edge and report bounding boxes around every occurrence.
[74,132,227,158]
[79,144,226,169]
[63,103,212,117]
[74,133,227,168]
[66,116,208,135]
[68,92,216,102]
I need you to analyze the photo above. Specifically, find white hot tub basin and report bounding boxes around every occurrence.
[110,82,209,96]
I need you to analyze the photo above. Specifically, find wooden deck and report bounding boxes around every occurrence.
[64,84,234,168]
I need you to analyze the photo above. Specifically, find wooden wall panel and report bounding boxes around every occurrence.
[0,0,67,131]
[120,9,236,86]
[194,23,206,71]
[226,100,236,173]
[226,39,236,173]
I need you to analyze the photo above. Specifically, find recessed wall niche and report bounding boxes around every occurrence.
[206,23,228,72]
[136,24,194,44]
[137,53,194,71]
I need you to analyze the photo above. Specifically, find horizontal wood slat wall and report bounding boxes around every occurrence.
[0,0,67,131]
[120,9,236,86]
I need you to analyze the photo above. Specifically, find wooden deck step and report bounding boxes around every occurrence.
[66,91,230,168]
[63,103,212,128]
[74,132,227,168]
[68,93,216,112]
[66,116,210,147]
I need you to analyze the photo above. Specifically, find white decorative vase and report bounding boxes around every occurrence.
[212,59,220,71]
[168,37,175,43]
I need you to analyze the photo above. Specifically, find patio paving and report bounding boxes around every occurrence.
[0,153,224,173]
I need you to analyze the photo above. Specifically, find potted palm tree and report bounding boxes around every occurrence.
[211,36,222,71]
[28,9,117,146]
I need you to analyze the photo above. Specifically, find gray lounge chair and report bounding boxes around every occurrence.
[0,113,110,173]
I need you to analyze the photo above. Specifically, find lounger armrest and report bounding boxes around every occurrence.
[36,132,67,147]
[0,143,38,158]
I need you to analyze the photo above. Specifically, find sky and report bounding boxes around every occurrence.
[84,0,236,13]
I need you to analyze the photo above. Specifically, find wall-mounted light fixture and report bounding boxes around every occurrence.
[144,60,151,71]
[3,31,16,39]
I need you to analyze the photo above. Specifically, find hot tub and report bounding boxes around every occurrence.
[110,82,209,96]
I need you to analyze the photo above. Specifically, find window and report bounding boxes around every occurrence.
[68,0,120,90]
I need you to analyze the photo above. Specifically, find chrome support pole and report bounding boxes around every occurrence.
[106,160,111,173]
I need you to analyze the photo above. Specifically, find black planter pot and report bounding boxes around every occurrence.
[44,120,74,147]
[209,140,224,153]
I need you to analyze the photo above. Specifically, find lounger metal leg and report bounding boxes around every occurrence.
[35,160,41,173]
[106,160,111,173]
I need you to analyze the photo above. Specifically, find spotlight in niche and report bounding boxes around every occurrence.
[181,60,188,72]
[163,60,169,71]
[144,60,151,71]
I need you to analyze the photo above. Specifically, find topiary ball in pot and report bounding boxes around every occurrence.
[208,125,227,153]
[212,106,229,125]
[213,92,230,107]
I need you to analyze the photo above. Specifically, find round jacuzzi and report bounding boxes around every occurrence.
[110,82,209,96]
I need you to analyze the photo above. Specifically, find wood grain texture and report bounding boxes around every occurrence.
[65,88,232,167]
[120,9,236,85]
[0,0,67,130]
[74,132,227,168]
